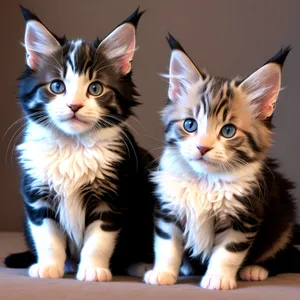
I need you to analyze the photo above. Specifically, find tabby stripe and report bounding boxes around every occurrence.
[235,149,255,163]
[161,208,172,214]
[242,130,262,153]
[165,120,180,133]
[219,90,224,100]
[234,80,242,87]
[215,98,228,117]
[154,225,171,239]
[238,214,258,226]
[234,196,254,209]
[215,226,230,235]
[67,56,75,72]
[21,83,48,100]
[226,242,250,252]
[226,81,234,98]
[232,213,259,230]
[155,211,176,223]
[84,60,93,74]
[25,203,56,226]
[201,94,207,114]
[232,222,259,233]
[166,139,177,146]
[223,107,229,122]
[176,127,187,140]
[229,136,244,147]
[195,104,200,117]
[200,71,207,80]
[201,82,208,94]
[101,223,122,232]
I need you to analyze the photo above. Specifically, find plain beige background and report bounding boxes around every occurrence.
[0,0,299,230]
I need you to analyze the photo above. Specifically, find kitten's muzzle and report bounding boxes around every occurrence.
[197,146,212,156]
[68,104,83,113]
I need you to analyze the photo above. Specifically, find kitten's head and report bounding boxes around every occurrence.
[163,34,290,175]
[19,6,143,135]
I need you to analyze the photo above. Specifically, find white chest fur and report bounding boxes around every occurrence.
[154,152,260,260]
[18,123,123,248]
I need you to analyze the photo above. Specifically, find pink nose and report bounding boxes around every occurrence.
[197,146,211,156]
[68,104,83,113]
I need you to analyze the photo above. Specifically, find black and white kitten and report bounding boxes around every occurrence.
[4,7,155,281]
[144,35,300,289]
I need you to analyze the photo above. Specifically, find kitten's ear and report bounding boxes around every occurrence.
[97,8,144,75]
[167,34,203,102]
[20,6,60,69]
[240,47,291,119]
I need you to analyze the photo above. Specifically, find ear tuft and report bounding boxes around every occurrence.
[263,46,291,68]
[166,35,203,102]
[97,9,144,75]
[166,33,186,52]
[119,7,145,28]
[19,5,41,23]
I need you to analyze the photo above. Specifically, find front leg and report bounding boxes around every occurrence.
[76,212,120,282]
[27,216,66,279]
[201,229,253,290]
[23,180,66,279]
[144,214,183,285]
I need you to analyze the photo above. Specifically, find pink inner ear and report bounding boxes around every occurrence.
[27,55,36,69]
[169,85,181,102]
[25,30,38,69]
[26,50,39,70]
[118,40,135,75]
[263,104,275,118]
[241,63,281,119]
[258,78,280,119]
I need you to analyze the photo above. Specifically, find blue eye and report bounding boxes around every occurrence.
[50,80,65,94]
[88,82,103,96]
[221,124,236,138]
[183,119,198,133]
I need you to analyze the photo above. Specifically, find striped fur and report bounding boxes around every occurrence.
[145,35,299,290]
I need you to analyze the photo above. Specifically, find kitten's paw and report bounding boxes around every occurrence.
[200,274,237,290]
[239,265,269,281]
[76,266,112,282]
[144,270,177,285]
[28,263,64,279]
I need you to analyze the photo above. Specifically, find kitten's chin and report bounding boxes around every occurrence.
[188,159,220,174]
[55,119,94,135]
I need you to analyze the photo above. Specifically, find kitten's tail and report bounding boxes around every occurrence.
[4,251,36,268]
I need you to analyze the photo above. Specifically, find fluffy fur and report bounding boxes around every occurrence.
[4,6,155,281]
[144,35,300,290]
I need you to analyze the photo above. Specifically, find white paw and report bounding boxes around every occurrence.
[239,265,269,281]
[144,270,177,285]
[76,266,112,282]
[28,263,64,279]
[200,274,237,290]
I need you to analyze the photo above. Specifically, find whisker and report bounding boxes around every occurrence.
[2,112,42,141]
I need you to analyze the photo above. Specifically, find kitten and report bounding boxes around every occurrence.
[144,35,300,290]
[4,6,155,281]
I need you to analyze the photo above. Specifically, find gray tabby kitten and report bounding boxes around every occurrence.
[144,35,300,290]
